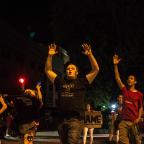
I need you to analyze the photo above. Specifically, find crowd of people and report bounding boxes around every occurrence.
[0,83,43,144]
[0,43,143,144]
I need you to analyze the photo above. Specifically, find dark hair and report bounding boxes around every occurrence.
[128,74,137,82]
[117,94,123,100]
[86,101,95,110]
[64,61,79,72]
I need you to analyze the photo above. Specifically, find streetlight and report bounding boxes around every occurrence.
[111,104,117,112]
[19,77,25,91]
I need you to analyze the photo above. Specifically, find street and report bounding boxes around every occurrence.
[1,132,109,144]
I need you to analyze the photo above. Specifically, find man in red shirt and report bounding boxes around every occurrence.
[113,54,143,144]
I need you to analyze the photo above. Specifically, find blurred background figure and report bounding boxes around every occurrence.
[108,111,116,143]
[5,111,14,137]
[4,99,15,138]
[13,83,43,144]
[113,94,123,143]
[83,103,95,144]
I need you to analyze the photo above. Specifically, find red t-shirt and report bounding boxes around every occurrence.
[121,87,143,122]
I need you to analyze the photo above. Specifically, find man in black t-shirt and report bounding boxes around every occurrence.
[45,43,99,144]
[54,76,89,119]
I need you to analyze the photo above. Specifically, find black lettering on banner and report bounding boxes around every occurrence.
[84,111,103,128]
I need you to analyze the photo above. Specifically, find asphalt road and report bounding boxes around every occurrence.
[1,133,109,144]
[1,138,108,144]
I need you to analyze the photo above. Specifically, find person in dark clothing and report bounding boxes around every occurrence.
[112,94,123,143]
[114,94,123,130]
[45,43,99,144]
[113,54,143,144]
[13,83,43,144]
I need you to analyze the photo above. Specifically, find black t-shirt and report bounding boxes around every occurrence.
[115,103,123,121]
[13,94,41,124]
[54,76,89,119]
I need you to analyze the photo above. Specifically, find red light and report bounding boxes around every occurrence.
[19,78,25,84]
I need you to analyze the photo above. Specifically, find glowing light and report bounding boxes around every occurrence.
[19,78,25,84]
[111,104,116,109]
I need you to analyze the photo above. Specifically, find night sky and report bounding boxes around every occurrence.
[1,0,144,98]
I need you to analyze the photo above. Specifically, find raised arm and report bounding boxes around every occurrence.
[45,43,58,83]
[113,54,125,89]
[82,43,99,84]
[36,84,43,108]
[0,96,7,114]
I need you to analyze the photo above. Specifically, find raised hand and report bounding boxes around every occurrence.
[36,83,41,90]
[24,89,35,96]
[113,54,121,65]
[82,43,92,56]
[48,43,58,56]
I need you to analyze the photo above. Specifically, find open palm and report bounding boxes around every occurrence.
[48,43,57,55]
[113,54,120,64]
[82,43,92,55]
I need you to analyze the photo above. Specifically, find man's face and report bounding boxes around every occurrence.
[86,104,91,111]
[117,95,123,104]
[66,64,78,79]
[127,75,137,87]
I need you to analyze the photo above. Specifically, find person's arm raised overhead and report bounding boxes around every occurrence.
[113,54,125,89]
[82,43,99,84]
[36,84,43,108]
[45,43,58,83]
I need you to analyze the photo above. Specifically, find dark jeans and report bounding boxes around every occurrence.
[58,118,83,144]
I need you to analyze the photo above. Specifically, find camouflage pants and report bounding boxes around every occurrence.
[118,120,141,144]
[58,118,83,144]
